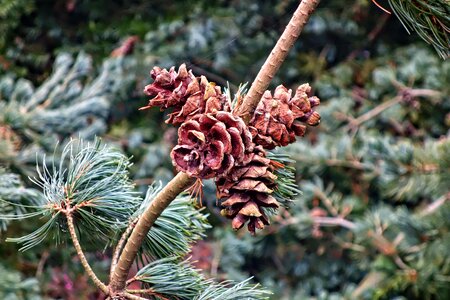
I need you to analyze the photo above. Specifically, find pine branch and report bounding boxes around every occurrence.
[194,278,271,300]
[65,212,108,293]
[109,172,194,293]
[109,0,321,293]
[110,219,137,282]
[0,168,43,232]
[347,87,442,129]
[111,184,210,268]
[3,137,140,248]
[235,0,321,123]
[388,0,450,59]
[135,190,210,260]
[313,216,357,230]
[127,257,209,299]
[0,52,135,179]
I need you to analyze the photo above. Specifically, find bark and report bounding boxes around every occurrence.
[235,0,321,123]
[66,213,109,294]
[109,172,194,292]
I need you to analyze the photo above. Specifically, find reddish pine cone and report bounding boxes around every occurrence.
[217,146,279,234]
[249,83,320,149]
[171,112,253,179]
[142,64,230,125]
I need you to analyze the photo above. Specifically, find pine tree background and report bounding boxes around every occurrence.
[0,0,449,299]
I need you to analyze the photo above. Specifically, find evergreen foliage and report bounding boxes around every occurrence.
[212,44,449,299]
[0,263,41,300]
[128,185,210,260]
[0,1,449,299]
[388,0,449,59]
[0,52,134,177]
[1,137,270,298]
[0,168,43,232]
[4,138,139,250]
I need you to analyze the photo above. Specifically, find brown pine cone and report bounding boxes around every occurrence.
[249,84,320,149]
[142,64,230,125]
[216,146,279,234]
[171,112,253,179]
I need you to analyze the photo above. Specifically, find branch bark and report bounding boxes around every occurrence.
[109,172,194,293]
[109,0,321,293]
[110,219,137,282]
[235,0,321,123]
[66,213,109,294]
[348,88,442,129]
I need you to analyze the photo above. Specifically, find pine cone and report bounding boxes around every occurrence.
[171,112,253,179]
[216,146,279,234]
[249,84,320,149]
[142,64,230,125]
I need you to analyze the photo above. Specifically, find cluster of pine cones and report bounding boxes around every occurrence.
[143,64,320,234]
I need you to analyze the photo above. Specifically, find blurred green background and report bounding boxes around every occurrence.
[0,0,449,299]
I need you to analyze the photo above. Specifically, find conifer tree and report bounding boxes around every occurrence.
[0,0,449,299]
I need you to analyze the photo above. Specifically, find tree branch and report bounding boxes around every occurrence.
[110,219,138,282]
[235,0,321,123]
[313,216,357,230]
[123,292,149,300]
[347,87,442,129]
[66,213,109,294]
[419,193,450,217]
[109,172,194,292]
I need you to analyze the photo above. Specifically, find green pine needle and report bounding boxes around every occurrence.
[4,138,141,250]
[0,168,44,232]
[133,257,271,300]
[388,0,449,59]
[194,277,271,300]
[267,151,301,206]
[133,257,210,299]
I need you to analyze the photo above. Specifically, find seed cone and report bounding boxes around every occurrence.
[171,112,253,179]
[142,64,230,125]
[249,83,321,149]
[216,146,279,234]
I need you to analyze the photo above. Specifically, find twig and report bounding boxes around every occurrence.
[188,63,238,91]
[123,292,149,300]
[347,88,441,129]
[126,289,171,300]
[66,212,109,294]
[313,187,339,216]
[235,0,321,123]
[313,216,357,230]
[109,172,194,292]
[210,241,223,278]
[35,250,49,278]
[348,96,402,128]
[346,13,391,61]
[371,0,391,14]
[110,219,138,281]
[419,193,450,217]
